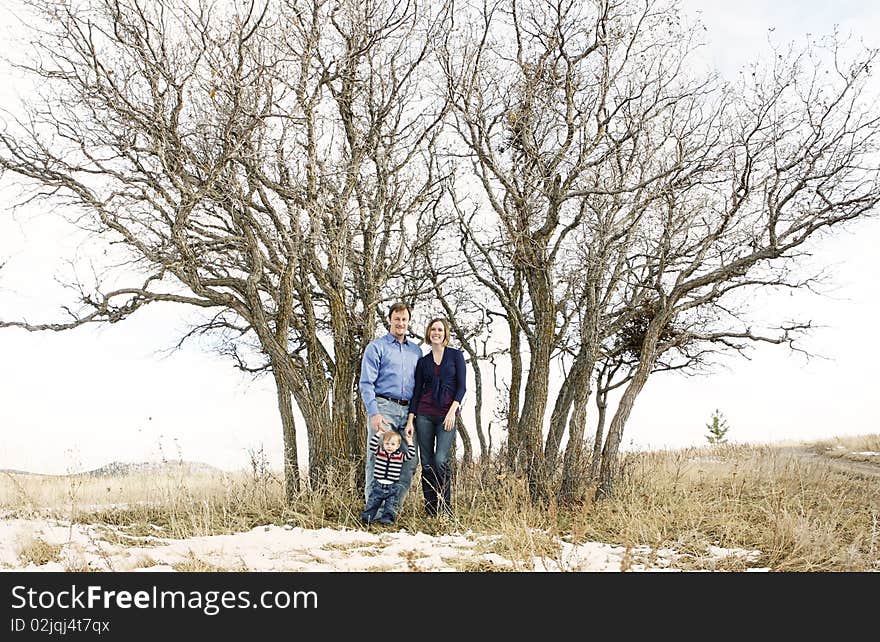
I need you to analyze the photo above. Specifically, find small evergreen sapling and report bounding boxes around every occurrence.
[705,409,730,444]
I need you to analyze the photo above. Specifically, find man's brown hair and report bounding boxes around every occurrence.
[388,301,412,319]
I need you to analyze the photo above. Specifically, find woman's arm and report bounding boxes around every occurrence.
[442,349,467,431]
[452,348,467,403]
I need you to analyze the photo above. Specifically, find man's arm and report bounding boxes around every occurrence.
[359,342,382,419]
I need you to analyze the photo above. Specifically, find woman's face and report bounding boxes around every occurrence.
[428,322,446,346]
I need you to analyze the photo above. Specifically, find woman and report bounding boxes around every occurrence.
[406,317,467,517]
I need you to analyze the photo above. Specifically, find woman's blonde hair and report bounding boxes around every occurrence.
[424,317,451,347]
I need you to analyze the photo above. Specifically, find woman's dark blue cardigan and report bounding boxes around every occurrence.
[408,347,467,416]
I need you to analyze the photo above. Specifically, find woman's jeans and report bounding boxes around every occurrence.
[414,413,455,514]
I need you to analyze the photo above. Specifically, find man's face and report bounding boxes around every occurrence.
[383,436,401,454]
[389,309,410,341]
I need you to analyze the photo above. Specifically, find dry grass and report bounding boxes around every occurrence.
[63,552,99,573]
[564,442,880,571]
[443,555,510,572]
[16,534,63,566]
[1,461,287,539]
[2,435,878,571]
[804,434,880,454]
[171,551,243,572]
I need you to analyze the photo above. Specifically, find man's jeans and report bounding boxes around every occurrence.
[414,413,456,514]
[361,480,401,524]
[364,397,418,506]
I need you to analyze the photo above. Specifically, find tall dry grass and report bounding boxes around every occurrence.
[2,435,877,571]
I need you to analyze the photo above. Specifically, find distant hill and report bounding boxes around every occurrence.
[0,468,45,477]
[1,461,223,478]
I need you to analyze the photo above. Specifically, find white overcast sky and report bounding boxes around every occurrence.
[1,1,879,474]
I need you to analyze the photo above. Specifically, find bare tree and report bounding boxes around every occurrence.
[442,0,718,497]
[0,0,451,499]
[444,0,880,500]
[592,35,880,497]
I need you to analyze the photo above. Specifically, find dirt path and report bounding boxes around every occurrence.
[781,447,880,479]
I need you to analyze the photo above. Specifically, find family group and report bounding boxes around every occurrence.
[359,302,467,525]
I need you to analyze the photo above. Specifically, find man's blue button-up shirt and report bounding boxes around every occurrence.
[359,333,423,418]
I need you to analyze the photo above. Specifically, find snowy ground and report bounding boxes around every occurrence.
[0,517,768,572]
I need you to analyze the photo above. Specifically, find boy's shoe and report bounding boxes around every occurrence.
[378,515,395,525]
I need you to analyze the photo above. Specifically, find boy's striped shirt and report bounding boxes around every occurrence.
[370,432,416,484]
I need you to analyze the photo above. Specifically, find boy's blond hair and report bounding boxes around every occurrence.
[382,431,402,447]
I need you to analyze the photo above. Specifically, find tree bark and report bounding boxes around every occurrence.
[544,353,592,476]
[557,394,590,503]
[596,323,662,499]
[517,269,555,498]
[543,369,576,473]
[558,355,597,502]
[456,414,473,467]
[272,366,300,503]
[588,387,608,483]
[469,357,488,461]
[505,314,523,470]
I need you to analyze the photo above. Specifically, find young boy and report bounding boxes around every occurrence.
[361,429,416,525]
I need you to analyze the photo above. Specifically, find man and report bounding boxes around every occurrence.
[359,302,423,510]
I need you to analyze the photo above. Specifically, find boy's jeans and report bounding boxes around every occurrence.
[362,480,401,524]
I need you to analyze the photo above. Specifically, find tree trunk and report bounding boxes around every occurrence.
[272,366,300,504]
[517,355,551,495]
[595,325,661,499]
[353,391,367,496]
[293,387,336,488]
[470,358,488,460]
[588,388,608,482]
[249,314,309,496]
[557,355,597,502]
[331,362,358,472]
[557,395,590,503]
[544,353,592,476]
[518,276,555,498]
[543,369,576,472]
[354,302,378,466]
[505,315,523,470]
[330,325,358,473]
[456,414,473,468]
